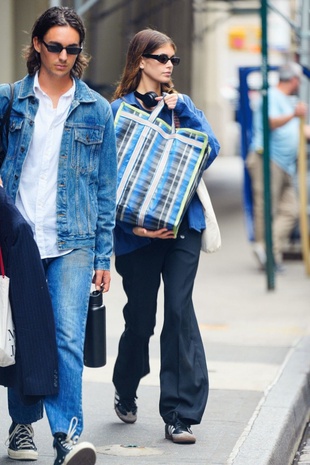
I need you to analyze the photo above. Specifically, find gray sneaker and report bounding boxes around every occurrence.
[7,423,38,461]
[114,391,137,424]
[165,418,196,444]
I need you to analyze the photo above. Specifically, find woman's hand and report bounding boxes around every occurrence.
[156,93,178,110]
[133,226,175,239]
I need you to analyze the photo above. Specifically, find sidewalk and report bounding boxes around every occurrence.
[1,156,310,465]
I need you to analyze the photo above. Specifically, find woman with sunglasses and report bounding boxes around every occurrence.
[111,29,220,444]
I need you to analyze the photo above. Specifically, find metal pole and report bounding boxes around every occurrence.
[298,115,310,275]
[49,0,62,6]
[76,0,100,16]
[261,0,275,290]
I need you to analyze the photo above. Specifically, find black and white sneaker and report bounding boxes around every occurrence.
[114,391,137,424]
[165,418,196,444]
[53,417,96,465]
[7,423,38,461]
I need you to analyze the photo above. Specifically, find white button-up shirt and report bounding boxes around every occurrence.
[16,72,75,258]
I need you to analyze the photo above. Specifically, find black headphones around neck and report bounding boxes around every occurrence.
[134,90,159,108]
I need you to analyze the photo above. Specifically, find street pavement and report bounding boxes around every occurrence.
[1,155,310,465]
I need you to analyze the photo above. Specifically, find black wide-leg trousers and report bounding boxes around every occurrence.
[113,218,209,425]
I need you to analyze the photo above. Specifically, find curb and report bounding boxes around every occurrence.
[228,336,310,465]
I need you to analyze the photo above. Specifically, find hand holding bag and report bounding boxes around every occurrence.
[196,179,221,253]
[0,248,15,366]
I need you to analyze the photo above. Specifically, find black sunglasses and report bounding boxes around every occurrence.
[142,54,180,66]
[42,40,82,55]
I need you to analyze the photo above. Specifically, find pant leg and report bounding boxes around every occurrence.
[113,243,165,399]
[271,164,299,263]
[43,248,94,437]
[160,220,208,425]
[246,151,264,244]
[8,388,43,424]
[246,152,298,263]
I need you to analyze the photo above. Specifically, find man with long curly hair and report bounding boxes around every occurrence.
[0,6,117,465]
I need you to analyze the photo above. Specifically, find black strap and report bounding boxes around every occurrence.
[0,247,5,277]
[0,83,14,167]
[3,83,14,139]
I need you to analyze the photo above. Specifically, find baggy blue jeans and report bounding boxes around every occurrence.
[8,248,94,437]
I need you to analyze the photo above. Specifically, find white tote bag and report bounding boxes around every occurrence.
[0,248,15,367]
[196,179,221,253]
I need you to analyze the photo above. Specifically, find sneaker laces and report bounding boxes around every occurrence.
[57,417,79,451]
[6,424,35,449]
[121,398,136,411]
[172,412,191,432]
[66,417,79,444]
[115,392,137,411]
[175,418,190,431]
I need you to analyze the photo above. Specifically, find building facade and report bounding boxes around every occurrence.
[0,0,300,156]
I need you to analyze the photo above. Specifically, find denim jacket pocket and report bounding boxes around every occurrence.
[71,126,104,172]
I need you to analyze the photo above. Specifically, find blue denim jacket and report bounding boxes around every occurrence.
[111,92,220,256]
[0,75,117,270]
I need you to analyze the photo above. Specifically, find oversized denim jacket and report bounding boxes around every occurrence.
[0,74,117,270]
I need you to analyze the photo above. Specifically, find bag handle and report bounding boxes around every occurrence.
[0,248,5,278]
[148,98,176,133]
[148,98,165,122]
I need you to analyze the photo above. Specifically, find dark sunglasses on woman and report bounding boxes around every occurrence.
[142,54,181,66]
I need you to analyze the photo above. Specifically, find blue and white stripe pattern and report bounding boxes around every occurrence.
[115,101,209,234]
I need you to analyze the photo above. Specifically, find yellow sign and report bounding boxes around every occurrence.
[228,26,261,52]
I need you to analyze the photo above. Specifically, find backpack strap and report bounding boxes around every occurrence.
[3,83,14,137]
[0,83,14,168]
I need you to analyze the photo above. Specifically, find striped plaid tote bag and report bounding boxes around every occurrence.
[115,98,210,235]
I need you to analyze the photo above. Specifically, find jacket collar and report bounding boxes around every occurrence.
[122,92,138,105]
[18,74,96,103]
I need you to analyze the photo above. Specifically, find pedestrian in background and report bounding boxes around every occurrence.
[110,28,220,444]
[247,62,310,272]
[0,6,117,465]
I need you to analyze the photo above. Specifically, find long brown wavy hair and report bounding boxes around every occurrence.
[113,29,178,100]
[23,6,90,79]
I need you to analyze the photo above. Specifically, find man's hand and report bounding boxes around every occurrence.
[294,101,307,118]
[92,270,111,293]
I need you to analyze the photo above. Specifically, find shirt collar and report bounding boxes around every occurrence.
[33,71,76,100]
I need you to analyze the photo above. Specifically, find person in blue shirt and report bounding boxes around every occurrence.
[247,62,310,272]
[0,6,117,465]
[111,28,220,445]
